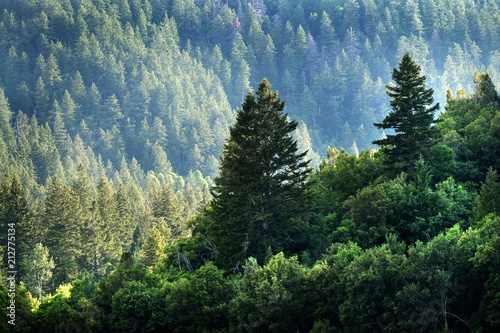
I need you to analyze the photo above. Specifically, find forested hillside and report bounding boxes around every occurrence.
[1,0,500,178]
[1,0,500,332]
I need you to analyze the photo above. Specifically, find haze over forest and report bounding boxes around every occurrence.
[0,0,500,332]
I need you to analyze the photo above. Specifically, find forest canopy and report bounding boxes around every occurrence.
[0,0,500,332]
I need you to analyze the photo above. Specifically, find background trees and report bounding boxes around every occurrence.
[3,0,500,181]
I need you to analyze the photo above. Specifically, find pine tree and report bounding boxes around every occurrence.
[42,176,78,287]
[60,90,78,132]
[0,88,16,150]
[45,54,62,90]
[319,11,336,52]
[83,177,122,280]
[34,77,49,123]
[205,79,311,267]
[0,174,30,277]
[70,71,87,106]
[71,163,93,271]
[373,53,440,175]
[138,227,167,268]
[473,71,500,107]
[478,168,500,218]
[52,107,68,156]
[115,181,133,245]
[22,243,55,300]
[150,182,184,240]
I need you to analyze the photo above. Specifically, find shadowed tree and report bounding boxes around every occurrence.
[204,79,311,268]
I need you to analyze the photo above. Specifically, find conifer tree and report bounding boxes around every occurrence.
[34,77,49,122]
[42,176,78,287]
[478,168,500,218]
[319,11,336,52]
[138,227,167,268]
[150,182,184,240]
[95,177,122,274]
[0,174,30,276]
[0,88,16,151]
[60,90,78,132]
[22,243,55,300]
[115,181,134,248]
[473,71,500,107]
[373,53,440,175]
[70,71,87,105]
[206,79,311,267]
[71,163,93,267]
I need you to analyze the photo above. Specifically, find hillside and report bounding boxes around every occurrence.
[1,1,500,332]
[1,0,500,181]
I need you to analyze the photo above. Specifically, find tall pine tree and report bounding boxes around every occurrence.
[373,53,440,175]
[42,176,78,288]
[205,79,311,268]
[0,174,30,277]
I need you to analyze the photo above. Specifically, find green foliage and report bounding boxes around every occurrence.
[342,184,391,248]
[320,148,381,202]
[470,215,500,329]
[159,223,217,273]
[22,243,55,300]
[337,243,406,332]
[110,280,165,332]
[149,182,185,240]
[92,261,152,315]
[478,168,500,218]
[440,74,500,183]
[12,284,39,333]
[165,262,234,332]
[373,53,440,176]
[41,176,79,287]
[68,275,98,310]
[229,253,308,332]
[36,287,78,333]
[138,228,167,268]
[328,157,476,247]
[206,79,311,267]
[1,1,500,332]
[383,172,475,244]
[0,173,30,275]
[473,72,500,108]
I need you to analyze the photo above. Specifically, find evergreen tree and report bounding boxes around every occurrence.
[83,177,122,281]
[0,88,16,154]
[0,174,30,276]
[319,11,336,53]
[22,243,55,300]
[70,71,87,106]
[478,168,500,218]
[42,176,78,288]
[52,108,68,157]
[373,53,440,175]
[34,77,49,123]
[70,163,93,268]
[205,79,311,268]
[473,71,500,107]
[60,90,78,132]
[115,181,133,248]
[138,227,167,268]
[152,181,184,232]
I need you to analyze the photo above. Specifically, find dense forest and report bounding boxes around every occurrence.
[1,0,500,332]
